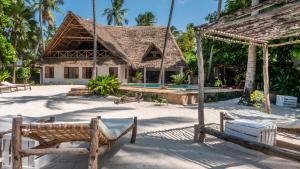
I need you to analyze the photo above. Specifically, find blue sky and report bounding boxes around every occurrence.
[53,0,224,31]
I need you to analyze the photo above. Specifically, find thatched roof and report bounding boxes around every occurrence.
[195,0,300,46]
[43,11,186,69]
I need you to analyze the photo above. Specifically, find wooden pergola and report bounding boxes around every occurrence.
[194,0,300,161]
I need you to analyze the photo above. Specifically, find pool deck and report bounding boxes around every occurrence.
[120,86,244,105]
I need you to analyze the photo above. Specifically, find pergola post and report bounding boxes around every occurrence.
[144,66,147,87]
[194,31,205,142]
[263,44,272,114]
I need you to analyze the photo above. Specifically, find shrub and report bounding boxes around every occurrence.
[88,75,121,96]
[214,79,222,87]
[16,67,31,83]
[250,90,265,110]
[0,70,10,82]
[132,71,143,83]
[171,74,185,85]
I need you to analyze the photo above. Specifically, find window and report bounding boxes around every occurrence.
[64,67,79,79]
[45,66,54,78]
[82,67,93,79]
[148,51,161,58]
[109,67,118,77]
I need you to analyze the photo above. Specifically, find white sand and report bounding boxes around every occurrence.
[0,85,299,169]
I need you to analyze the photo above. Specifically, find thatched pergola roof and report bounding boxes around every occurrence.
[196,0,300,46]
[43,11,185,69]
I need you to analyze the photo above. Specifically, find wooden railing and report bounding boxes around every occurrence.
[45,50,110,58]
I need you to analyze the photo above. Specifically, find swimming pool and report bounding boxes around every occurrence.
[126,83,196,89]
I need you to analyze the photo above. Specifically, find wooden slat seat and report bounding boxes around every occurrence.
[11,116,137,169]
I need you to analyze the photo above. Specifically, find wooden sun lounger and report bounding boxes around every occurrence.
[0,86,13,94]
[11,116,137,169]
[1,81,31,91]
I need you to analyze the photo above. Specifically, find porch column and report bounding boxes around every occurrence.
[144,67,147,86]
[180,66,184,76]
[263,45,272,114]
[194,30,205,143]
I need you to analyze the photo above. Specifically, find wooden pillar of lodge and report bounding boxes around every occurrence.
[144,66,147,86]
[194,30,205,142]
[263,45,272,114]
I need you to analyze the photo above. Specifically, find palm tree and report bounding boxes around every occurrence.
[135,12,156,26]
[8,1,37,83]
[92,0,97,79]
[242,0,259,102]
[102,0,128,26]
[158,0,175,86]
[30,0,64,52]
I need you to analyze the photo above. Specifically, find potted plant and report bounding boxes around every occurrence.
[132,71,143,83]
[171,74,185,85]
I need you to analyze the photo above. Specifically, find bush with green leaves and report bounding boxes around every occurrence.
[88,75,121,96]
[16,67,31,83]
[250,90,265,110]
[171,74,185,85]
[214,79,222,87]
[0,70,10,82]
[132,71,143,83]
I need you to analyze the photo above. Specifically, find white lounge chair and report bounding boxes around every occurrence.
[1,81,31,91]
[11,116,137,169]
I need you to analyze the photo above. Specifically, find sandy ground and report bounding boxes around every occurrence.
[0,85,299,169]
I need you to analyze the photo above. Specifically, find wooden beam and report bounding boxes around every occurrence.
[195,31,206,142]
[62,36,93,40]
[88,118,100,169]
[269,39,300,47]
[263,45,272,114]
[130,117,137,144]
[203,127,300,162]
[20,148,90,156]
[12,117,22,169]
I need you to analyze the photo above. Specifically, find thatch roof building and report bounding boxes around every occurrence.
[41,11,185,84]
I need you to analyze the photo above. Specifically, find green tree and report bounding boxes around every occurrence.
[103,0,129,26]
[135,11,156,26]
[0,0,17,68]
[30,0,64,52]
[7,0,37,83]
[176,23,196,55]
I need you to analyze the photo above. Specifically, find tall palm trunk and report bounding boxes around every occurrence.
[242,0,259,101]
[158,0,175,86]
[207,0,222,84]
[39,0,45,52]
[92,0,97,79]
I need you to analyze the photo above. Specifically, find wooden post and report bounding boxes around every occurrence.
[88,118,99,169]
[130,117,137,144]
[220,112,224,133]
[12,117,22,169]
[144,67,147,87]
[195,31,206,142]
[263,45,272,114]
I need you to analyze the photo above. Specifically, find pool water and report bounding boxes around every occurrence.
[126,83,196,89]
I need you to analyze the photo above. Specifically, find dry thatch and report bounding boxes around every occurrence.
[43,11,186,69]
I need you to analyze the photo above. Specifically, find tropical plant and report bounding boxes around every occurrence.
[154,96,168,105]
[0,70,10,82]
[8,0,37,83]
[250,90,265,110]
[16,67,31,83]
[102,0,128,26]
[29,0,64,51]
[135,11,156,26]
[171,74,185,85]
[132,71,143,83]
[87,75,121,96]
[214,79,222,87]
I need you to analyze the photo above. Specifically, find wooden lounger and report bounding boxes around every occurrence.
[11,116,137,169]
[1,81,31,91]
[0,86,13,94]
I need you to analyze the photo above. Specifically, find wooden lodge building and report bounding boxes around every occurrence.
[41,11,186,84]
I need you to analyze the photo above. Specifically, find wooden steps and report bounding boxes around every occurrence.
[67,87,90,96]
